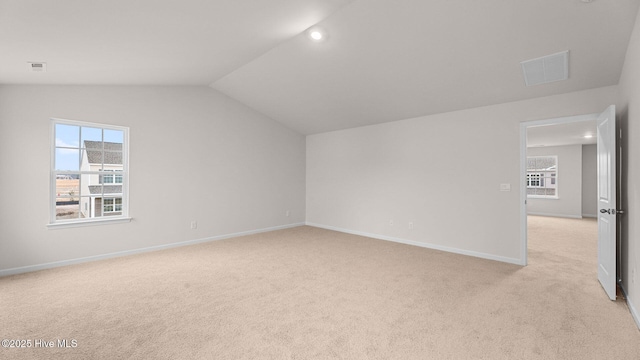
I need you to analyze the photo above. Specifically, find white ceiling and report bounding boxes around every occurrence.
[0,0,354,84]
[2,0,639,135]
[527,120,597,148]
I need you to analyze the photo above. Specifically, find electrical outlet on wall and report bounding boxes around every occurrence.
[285,210,290,217]
[190,221,197,230]
[409,222,414,230]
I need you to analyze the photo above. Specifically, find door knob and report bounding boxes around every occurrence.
[599,209,625,215]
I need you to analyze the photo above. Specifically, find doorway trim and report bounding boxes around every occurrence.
[519,112,599,266]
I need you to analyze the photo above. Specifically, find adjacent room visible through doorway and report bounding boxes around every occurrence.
[527,215,598,277]
[524,116,604,296]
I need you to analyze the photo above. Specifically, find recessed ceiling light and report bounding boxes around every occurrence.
[584,134,593,139]
[581,0,594,3]
[307,27,326,42]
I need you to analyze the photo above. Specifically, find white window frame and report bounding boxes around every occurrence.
[48,118,131,229]
[526,155,558,199]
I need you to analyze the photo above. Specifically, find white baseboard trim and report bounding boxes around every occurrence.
[582,214,597,218]
[0,222,305,278]
[628,296,640,330]
[306,222,523,266]
[618,282,640,330]
[527,212,582,219]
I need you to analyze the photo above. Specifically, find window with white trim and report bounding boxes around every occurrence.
[50,118,129,225]
[526,156,557,198]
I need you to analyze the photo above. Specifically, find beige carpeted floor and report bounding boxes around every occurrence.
[1,216,639,359]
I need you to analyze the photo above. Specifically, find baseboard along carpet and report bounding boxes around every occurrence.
[1,217,638,359]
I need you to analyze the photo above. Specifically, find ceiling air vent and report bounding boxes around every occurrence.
[27,62,47,72]
[520,51,568,86]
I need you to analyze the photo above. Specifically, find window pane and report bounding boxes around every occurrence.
[103,198,114,213]
[81,126,103,145]
[538,157,555,170]
[55,148,80,171]
[82,140,103,170]
[103,198,119,213]
[103,184,123,197]
[51,120,128,224]
[55,124,79,148]
[88,185,104,197]
[526,156,557,198]
[102,197,123,214]
[79,196,91,219]
[81,173,98,193]
[104,129,124,144]
[55,172,79,221]
[55,176,80,202]
[102,173,114,184]
[103,151,123,166]
[115,197,122,211]
[56,203,80,220]
[79,181,97,220]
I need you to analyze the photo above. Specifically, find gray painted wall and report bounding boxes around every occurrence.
[307,86,618,264]
[0,85,306,272]
[526,145,582,218]
[582,144,597,217]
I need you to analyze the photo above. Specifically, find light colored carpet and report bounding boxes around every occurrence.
[1,217,639,359]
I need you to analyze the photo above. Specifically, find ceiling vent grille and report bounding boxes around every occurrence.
[27,62,47,72]
[520,51,568,86]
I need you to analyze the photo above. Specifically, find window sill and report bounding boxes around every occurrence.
[527,196,559,200]
[47,217,132,230]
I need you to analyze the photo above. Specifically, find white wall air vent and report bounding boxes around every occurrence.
[520,51,568,86]
[27,62,47,72]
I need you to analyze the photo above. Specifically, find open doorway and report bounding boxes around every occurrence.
[526,120,598,219]
[519,106,619,300]
[525,120,598,272]
[519,113,600,265]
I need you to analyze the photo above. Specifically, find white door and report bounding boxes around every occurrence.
[597,105,617,300]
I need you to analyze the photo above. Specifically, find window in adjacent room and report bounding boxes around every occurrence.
[526,156,557,198]
[49,118,130,227]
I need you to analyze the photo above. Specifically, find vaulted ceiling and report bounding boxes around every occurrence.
[2,0,639,134]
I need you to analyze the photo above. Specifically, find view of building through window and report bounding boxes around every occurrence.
[52,120,128,223]
[526,156,557,198]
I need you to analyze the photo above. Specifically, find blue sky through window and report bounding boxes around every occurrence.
[55,124,124,171]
